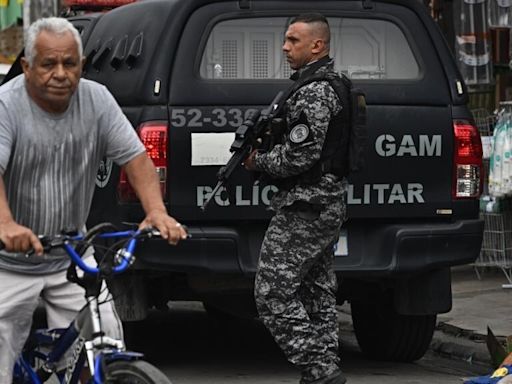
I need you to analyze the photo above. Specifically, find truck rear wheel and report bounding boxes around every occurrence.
[350,299,436,362]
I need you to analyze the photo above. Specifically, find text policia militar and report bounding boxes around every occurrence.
[196,183,424,207]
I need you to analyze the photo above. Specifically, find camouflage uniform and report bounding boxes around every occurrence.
[254,58,347,384]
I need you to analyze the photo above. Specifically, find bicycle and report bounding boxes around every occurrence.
[0,223,173,384]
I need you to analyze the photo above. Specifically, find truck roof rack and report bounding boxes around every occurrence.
[238,0,250,10]
[363,0,374,9]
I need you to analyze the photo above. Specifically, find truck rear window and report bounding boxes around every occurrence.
[200,17,419,80]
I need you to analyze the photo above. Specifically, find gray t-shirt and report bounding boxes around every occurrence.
[0,75,145,274]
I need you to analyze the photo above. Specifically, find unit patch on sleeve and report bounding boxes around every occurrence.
[289,124,310,144]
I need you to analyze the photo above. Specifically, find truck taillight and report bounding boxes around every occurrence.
[452,120,483,199]
[118,122,168,203]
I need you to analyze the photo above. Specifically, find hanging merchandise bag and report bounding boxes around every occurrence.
[502,116,512,193]
[489,114,507,197]
[505,116,512,193]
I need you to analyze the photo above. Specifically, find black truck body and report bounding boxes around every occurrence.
[6,0,484,362]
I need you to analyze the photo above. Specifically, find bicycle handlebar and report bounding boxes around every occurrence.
[0,227,161,276]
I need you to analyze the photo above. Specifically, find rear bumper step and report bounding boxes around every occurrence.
[133,219,484,276]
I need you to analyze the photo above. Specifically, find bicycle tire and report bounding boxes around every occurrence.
[104,360,172,384]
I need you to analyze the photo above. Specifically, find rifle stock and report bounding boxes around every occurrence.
[201,91,284,211]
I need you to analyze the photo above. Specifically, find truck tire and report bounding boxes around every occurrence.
[351,299,436,362]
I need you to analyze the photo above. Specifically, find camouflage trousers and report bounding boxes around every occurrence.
[254,199,345,383]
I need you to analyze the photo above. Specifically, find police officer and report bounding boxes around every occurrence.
[244,13,347,384]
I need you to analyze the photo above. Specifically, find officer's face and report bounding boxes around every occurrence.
[283,22,317,70]
[22,30,84,114]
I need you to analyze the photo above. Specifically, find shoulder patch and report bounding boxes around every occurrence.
[289,123,310,144]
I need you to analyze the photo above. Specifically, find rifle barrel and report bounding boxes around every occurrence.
[261,91,283,116]
[201,181,224,211]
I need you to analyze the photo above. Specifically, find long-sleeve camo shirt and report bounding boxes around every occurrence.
[254,58,347,210]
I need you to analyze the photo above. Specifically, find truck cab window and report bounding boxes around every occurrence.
[200,16,420,80]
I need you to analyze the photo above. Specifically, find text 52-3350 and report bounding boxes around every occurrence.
[170,108,258,128]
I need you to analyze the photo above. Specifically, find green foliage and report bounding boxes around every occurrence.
[487,326,512,368]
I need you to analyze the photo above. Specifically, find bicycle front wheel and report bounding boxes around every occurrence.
[104,360,172,384]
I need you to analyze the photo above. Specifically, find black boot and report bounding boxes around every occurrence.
[309,370,347,384]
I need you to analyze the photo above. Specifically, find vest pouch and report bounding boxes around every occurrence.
[349,88,367,173]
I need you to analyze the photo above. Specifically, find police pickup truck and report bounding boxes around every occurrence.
[6,0,484,363]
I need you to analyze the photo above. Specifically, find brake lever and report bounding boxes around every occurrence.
[139,225,191,239]
[25,235,65,257]
[137,226,160,238]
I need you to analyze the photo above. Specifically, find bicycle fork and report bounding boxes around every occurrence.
[82,296,125,381]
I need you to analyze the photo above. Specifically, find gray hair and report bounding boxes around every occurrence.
[24,17,83,67]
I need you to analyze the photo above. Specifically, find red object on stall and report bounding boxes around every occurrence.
[63,0,136,11]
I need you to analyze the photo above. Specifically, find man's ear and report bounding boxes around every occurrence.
[311,38,325,54]
[20,57,30,75]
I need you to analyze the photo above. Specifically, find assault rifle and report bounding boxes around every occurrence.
[201,91,284,211]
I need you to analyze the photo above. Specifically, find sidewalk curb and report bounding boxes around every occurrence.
[430,322,492,367]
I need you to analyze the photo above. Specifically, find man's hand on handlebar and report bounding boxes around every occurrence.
[0,220,44,255]
[138,210,188,245]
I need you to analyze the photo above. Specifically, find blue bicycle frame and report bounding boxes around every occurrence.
[12,228,150,384]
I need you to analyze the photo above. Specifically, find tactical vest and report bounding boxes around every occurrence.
[275,67,367,188]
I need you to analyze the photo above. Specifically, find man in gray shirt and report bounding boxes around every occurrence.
[0,17,187,382]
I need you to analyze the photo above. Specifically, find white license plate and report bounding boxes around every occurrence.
[190,132,235,166]
[334,229,348,257]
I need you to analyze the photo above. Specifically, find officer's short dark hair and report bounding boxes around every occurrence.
[290,13,329,27]
[290,13,330,45]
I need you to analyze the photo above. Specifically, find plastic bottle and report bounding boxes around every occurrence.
[488,0,512,28]
[455,0,493,85]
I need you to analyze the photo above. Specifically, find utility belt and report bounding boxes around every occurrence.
[283,200,323,220]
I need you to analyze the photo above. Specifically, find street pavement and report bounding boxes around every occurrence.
[132,299,492,384]
[431,265,512,366]
[123,265,510,383]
